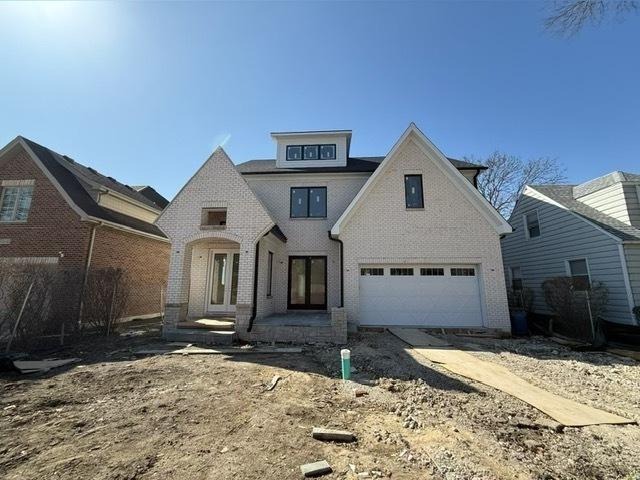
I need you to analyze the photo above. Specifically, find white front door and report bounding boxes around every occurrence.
[206,249,240,313]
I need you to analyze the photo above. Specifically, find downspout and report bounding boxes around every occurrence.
[328,231,344,307]
[78,222,100,329]
[473,169,481,189]
[247,239,261,332]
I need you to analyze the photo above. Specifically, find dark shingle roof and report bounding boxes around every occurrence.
[573,171,640,198]
[532,184,640,242]
[21,137,166,238]
[131,185,170,209]
[236,156,485,174]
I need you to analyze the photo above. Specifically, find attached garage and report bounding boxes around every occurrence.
[358,265,484,327]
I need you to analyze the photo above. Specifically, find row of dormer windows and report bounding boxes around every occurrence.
[286,144,336,161]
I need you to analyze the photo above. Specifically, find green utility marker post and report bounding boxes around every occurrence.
[341,349,351,381]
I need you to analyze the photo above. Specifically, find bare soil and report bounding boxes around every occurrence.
[1,328,639,480]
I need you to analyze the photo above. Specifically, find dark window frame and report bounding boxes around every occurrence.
[525,210,541,239]
[286,144,336,161]
[404,174,424,209]
[451,268,475,277]
[390,268,414,276]
[290,187,327,218]
[267,251,274,297]
[361,267,384,276]
[287,256,327,310]
[420,268,444,276]
[568,258,591,291]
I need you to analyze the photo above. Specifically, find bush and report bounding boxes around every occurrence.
[542,276,608,344]
[507,287,535,314]
[80,268,130,335]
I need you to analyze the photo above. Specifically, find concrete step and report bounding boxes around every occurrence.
[164,328,236,346]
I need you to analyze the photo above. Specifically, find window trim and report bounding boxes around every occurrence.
[0,185,34,223]
[286,144,336,161]
[523,209,541,239]
[266,251,274,298]
[404,174,424,209]
[290,187,327,219]
[565,257,591,291]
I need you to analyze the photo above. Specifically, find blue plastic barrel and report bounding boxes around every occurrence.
[511,311,528,336]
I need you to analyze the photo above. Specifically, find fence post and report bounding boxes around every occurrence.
[5,281,34,354]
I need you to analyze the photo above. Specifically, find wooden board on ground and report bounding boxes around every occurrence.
[608,348,640,362]
[389,328,633,427]
[134,346,302,355]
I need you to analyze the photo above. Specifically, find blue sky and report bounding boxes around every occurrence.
[0,1,638,199]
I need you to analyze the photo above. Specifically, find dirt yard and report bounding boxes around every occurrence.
[1,328,639,480]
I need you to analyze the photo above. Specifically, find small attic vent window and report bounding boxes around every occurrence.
[201,208,227,229]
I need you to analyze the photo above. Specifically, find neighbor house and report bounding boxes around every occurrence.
[501,171,640,326]
[157,123,512,344]
[0,136,171,324]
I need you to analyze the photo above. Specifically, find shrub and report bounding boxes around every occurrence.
[80,268,130,335]
[507,287,535,314]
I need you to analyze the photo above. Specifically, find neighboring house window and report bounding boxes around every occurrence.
[390,268,414,276]
[0,185,34,222]
[267,251,274,297]
[286,145,336,161]
[524,211,541,238]
[420,268,444,276]
[290,187,327,218]
[404,175,424,209]
[201,208,227,227]
[361,268,384,276]
[511,267,523,290]
[451,268,475,276]
[568,258,590,291]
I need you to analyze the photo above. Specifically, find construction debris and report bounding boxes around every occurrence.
[265,375,281,391]
[311,427,355,443]
[300,460,332,477]
[134,346,302,356]
[10,358,80,374]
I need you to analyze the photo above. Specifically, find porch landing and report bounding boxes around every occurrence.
[164,315,236,345]
[254,312,331,327]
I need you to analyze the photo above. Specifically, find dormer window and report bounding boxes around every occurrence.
[286,145,302,160]
[286,144,336,161]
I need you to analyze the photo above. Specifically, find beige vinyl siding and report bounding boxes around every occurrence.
[624,244,640,309]
[576,183,632,225]
[502,188,634,324]
[98,192,159,223]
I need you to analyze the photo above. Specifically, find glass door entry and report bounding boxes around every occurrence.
[207,250,240,313]
[288,256,327,309]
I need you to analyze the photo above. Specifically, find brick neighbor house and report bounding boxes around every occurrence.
[0,136,170,327]
[157,123,512,345]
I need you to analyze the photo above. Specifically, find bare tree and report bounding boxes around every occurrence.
[545,0,638,36]
[465,151,567,218]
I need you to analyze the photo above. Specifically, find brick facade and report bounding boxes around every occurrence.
[0,143,170,320]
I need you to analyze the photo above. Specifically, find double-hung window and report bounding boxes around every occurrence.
[290,187,327,218]
[524,211,541,238]
[0,184,34,222]
[568,259,590,291]
[404,175,424,209]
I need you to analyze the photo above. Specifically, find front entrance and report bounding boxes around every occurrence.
[206,249,240,313]
[288,256,327,310]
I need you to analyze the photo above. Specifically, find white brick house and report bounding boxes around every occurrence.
[156,124,512,344]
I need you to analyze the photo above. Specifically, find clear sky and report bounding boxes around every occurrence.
[0,1,638,199]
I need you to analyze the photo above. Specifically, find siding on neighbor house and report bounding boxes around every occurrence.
[624,244,640,310]
[624,184,640,228]
[501,188,634,324]
[244,173,370,313]
[577,182,633,226]
[338,136,510,330]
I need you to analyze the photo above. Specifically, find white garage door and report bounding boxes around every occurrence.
[359,265,484,327]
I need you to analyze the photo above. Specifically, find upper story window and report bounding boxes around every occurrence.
[568,258,590,291]
[404,175,424,209]
[201,208,227,228]
[0,183,34,223]
[290,187,327,218]
[287,144,336,161]
[524,211,541,238]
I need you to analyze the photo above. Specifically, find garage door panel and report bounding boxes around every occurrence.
[359,266,483,327]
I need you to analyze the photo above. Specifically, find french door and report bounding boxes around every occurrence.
[288,256,327,310]
[206,249,240,313]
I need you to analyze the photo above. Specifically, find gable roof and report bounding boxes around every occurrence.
[530,184,640,242]
[0,137,166,239]
[330,123,512,237]
[236,156,485,175]
[573,171,640,198]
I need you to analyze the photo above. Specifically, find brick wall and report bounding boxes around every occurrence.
[339,134,511,330]
[90,226,170,318]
